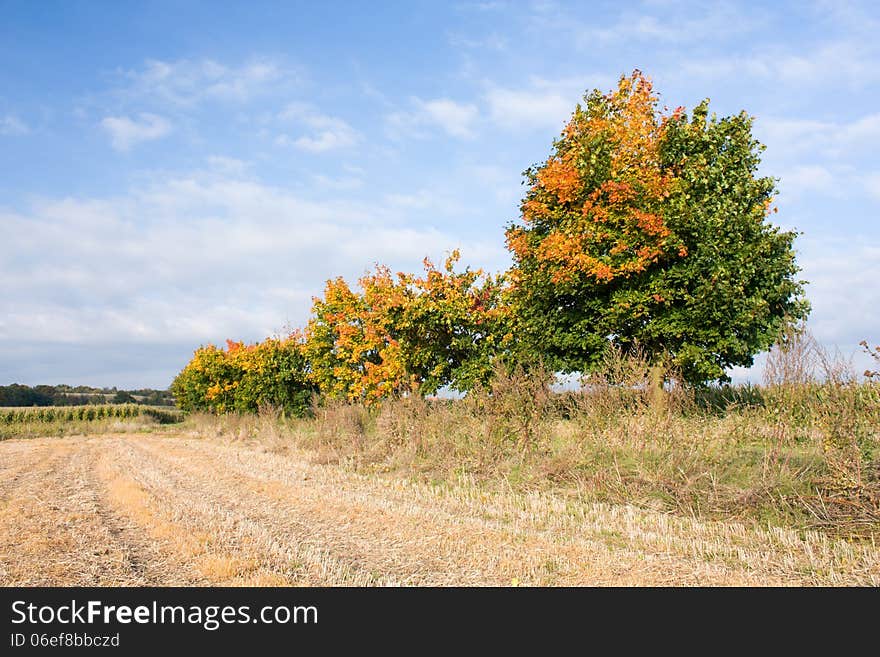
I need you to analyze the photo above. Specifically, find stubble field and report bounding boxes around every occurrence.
[2,431,878,587]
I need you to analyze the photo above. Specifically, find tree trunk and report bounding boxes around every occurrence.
[648,364,666,413]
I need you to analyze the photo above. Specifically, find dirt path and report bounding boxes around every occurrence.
[1,433,878,586]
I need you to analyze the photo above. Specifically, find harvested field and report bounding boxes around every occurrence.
[1,432,878,586]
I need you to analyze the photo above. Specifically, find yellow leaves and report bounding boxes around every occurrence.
[598,180,635,205]
[633,211,670,238]
[590,262,614,282]
[509,69,685,287]
[635,245,662,263]
[444,248,461,273]
[305,253,505,402]
[505,227,530,261]
[205,383,222,401]
[172,332,313,415]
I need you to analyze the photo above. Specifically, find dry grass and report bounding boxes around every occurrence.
[2,341,877,586]
[2,431,878,586]
[222,370,877,538]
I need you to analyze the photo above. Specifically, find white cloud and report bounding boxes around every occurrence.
[681,41,880,88]
[0,114,29,136]
[864,172,880,199]
[756,113,880,166]
[750,112,880,202]
[798,237,880,346]
[310,173,364,191]
[419,99,479,138]
[293,131,356,153]
[206,155,249,175]
[465,163,521,204]
[0,169,503,355]
[484,86,571,131]
[387,97,479,139]
[384,191,435,210]
[121,57,286,106]
[277,102,358,152]
[483,76,604,131]
[777,165,836,199]
[101,113,171,151]
[729,236,880,383]
[576,3,761,46]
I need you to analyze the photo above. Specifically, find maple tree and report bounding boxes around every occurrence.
[506,70,808,382]
[171,335,314,415]
[304,252,509,404]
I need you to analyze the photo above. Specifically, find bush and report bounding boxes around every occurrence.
[172,337,315,417]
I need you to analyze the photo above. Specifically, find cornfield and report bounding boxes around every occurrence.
[1,404,184,426]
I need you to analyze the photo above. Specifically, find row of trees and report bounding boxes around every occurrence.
[0,383,175,407]
[171,253,508,414]
[172,71,808,415]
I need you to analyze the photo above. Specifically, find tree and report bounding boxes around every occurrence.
[304,252,509,404]
[112,390,136,404]
[226,336,315,415]
[506,70,808,383]
[171,344,236,412]
[170,335,314,416]
[0,383,53,407]
[398,252,510,393]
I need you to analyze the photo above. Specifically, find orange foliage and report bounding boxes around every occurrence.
[305,251,508,404]
[509,70,688,285]
[537,157,581,205]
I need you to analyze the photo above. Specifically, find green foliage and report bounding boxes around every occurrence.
[171,337,315,417]
[232,338,315,415]
[304,252,510,404]
[655,102,810,381]
[171,70,811,403]
[506,72,809,383]
[113,390,136,403]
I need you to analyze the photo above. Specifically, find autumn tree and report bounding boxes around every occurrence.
[171,343,236,412]
[304,252,509,404]
[171,335,314,416]
[397,252,510,392]
[506,71,808,383]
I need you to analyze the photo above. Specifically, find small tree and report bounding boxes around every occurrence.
[171,344,234,412]
[227,336,314,415]
[303,252,509,404]
[171,336,314,416]
[506,70,809,383]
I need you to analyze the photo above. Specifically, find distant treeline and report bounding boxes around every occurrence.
[0,383,174,407]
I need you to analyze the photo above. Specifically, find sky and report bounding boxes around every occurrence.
[1,0,878,389]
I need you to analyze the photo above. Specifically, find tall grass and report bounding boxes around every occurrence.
[185,339,879,538]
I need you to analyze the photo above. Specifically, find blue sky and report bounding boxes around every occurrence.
[1,0,878,388]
